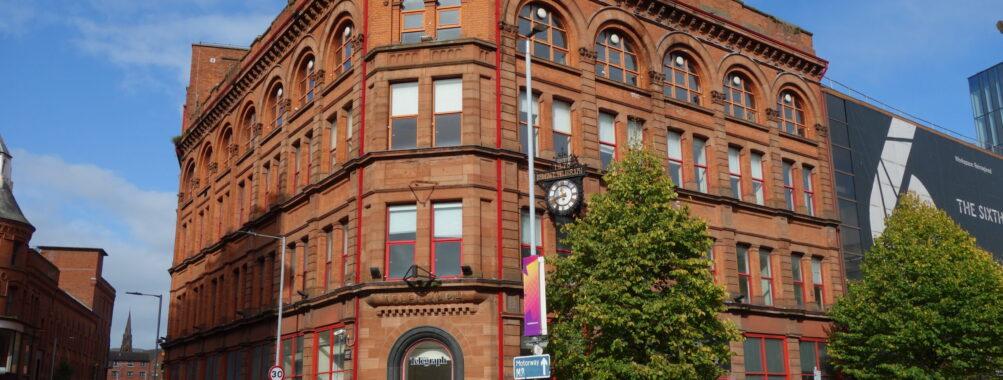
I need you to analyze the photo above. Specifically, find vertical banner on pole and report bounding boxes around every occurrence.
[523,256,548,336]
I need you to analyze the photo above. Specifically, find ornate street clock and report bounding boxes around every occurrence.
[545,179,581,216]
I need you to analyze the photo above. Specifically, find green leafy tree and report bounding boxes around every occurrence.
[829,193,1003,379]
[53,361,73,380]
[547,148,740,379]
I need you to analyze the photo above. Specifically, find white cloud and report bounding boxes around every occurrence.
[10,148,176,350]
[71,12,274,85]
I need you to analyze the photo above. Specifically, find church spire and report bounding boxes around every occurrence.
[121,311,133,352]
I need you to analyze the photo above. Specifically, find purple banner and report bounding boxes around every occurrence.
[522,256,547,337]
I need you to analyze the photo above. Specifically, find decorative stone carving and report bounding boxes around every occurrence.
[277,98,292,113]
[350,34,364,51]
[309,69,326,89]
[227,144,239,158]
[766,108,781,122]
[647,70,666,83]
[578,47,597,64]
[252,122,264,137]
[710,90,726,105]
[498,21,519,38]
[815,123,828,135]
[207,162,219,175]
[191,178,201,189]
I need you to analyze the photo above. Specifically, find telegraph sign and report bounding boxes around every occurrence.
[268,366,284,380]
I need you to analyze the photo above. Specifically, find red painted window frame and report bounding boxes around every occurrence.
[803,165,816,216]
[280,332,306,380]
[737,245,751,303]
[744,333,790,379]
[800,337,835,379]
[693,137,709,192]
[431,202,463,279]
[386,205,417,281]
[519,91,541,155]
[783,161,796,212]
[299,239,309,293]
[759,248,774,306]
[728,146,743,201]
[292,142,302,192]
[340,220,350,286]
[811,256,826,310]
[324,229,334,291]
[598,111,617,170]
[751,152,765,205]
[792,254,806,309]
[666,130,685,186]
[312,323,348,380]
[706,247,716,283]
[520,210,544,258]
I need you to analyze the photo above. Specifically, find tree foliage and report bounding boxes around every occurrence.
[829,193,1003,379]
[547,148,740,379]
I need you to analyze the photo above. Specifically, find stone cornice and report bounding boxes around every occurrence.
[178,0,332,157]
[609,0,827,80]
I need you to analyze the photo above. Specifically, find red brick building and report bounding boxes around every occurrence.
[0,136,116,380]
[165,0,841,379]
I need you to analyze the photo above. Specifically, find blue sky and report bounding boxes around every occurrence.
[0,0,1000,351]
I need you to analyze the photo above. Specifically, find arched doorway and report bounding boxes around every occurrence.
[387,326,463,380]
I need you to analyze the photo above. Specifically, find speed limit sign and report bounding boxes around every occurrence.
[268,366,285,380]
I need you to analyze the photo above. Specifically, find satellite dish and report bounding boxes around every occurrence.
[997,20,1003,33]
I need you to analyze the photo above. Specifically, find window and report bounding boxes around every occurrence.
[329,117,339,168]
[141,371,147,378]
[595,29,639,86]
[693,137,708,192]
[325,229,334,290]
[287,243,297,300]
[520,210,542,258]
[128,372,134,377]
[435,0,461,41]
[237,181,246,226]
[598,112,616,170]
[432,202,462,277]
[298,56,316,106]
[799,339,835,379]
[334,23,353,74]
[812,257,825,310]
[434,78,462,147]
[728,146,742,200]
[224,350,245,380]
[403,340,453,379]
[667,130,683,186]
[387,205,417,280]
[803,165,816,216]
[723,73,756,122]
[519,91,540,155]
[777,91,807,137]
[341,220,351,285]
[300,239,309,292]
[759,248,773,306]
[744,335,789,379]
[750,152,765,205]
[706,247,716,282]
[400,0,461,43]
[517,3,568,64]
[663,52,700,104]
[627,118,643,148]
[792,254,805,308]
[552,99,572,158]
[400,0,424,43]
[292,141,303,192]
[272,85,286,129]
[783,161,795,211]
[281,334,305,379]
[390,82,419,150]
[315,327,347,380]
[736,245,750,303]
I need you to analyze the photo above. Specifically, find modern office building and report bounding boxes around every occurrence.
[0,136,116,380]
[164,1,842,379]
[827,88,1003,279]
[968,62,1003,154]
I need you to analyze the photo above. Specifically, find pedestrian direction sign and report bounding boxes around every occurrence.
[513,354,551,379]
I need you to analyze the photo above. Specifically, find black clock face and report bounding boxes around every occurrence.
[546,179,580,216]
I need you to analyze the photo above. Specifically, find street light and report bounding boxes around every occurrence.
[237,230,286,368]
[126,291,163,379]
[523,7,550,353]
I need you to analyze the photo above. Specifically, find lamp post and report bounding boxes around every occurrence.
[237,230,286,368]
[523,8,550,353]
[125,291,163,379]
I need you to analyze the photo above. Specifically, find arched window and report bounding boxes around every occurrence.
[723,72,756,122]
[183,160,196,198]
[269,84,286,130]
[776,90,807,137]
[595,29,639,86]
[333,23,354,75]
[241,106,257,150]
[662,52,700,104]
[219,127,233,164]
[297,55,316,106]
[402,340,453,380]
[517,3,568,65]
